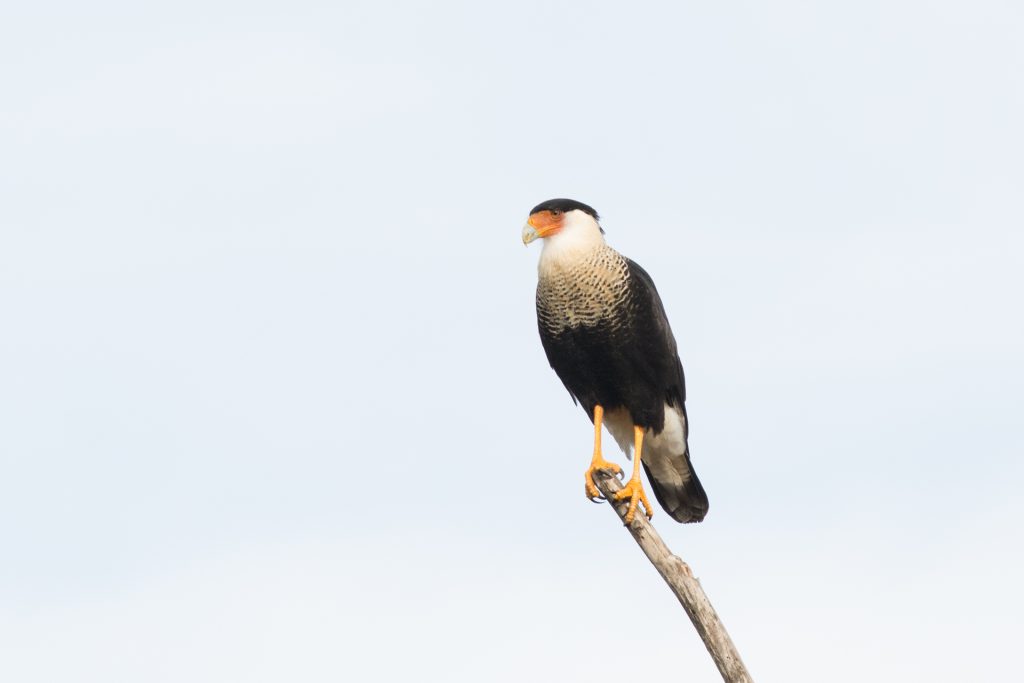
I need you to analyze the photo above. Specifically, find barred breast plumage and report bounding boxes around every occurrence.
[536,245,632,334]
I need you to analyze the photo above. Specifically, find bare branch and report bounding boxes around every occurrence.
[593,470,754,683]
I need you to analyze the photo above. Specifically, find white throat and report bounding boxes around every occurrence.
[538,210,606,275]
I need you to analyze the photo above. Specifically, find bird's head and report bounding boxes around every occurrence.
[522,198,603,246]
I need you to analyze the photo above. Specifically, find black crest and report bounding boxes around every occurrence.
[529,198,600,221]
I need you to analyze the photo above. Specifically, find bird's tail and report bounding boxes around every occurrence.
[643,451,709,524]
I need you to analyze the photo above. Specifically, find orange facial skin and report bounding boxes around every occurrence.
[527,209,566,239]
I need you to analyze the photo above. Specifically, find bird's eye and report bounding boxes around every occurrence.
[550,209,562,217]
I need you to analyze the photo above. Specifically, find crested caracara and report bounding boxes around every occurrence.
[523,198,708,524]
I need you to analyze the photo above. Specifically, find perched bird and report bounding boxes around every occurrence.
[523,198,708,524]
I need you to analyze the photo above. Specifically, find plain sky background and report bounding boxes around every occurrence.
[2,1,1022,681]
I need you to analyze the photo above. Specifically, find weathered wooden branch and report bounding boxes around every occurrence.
[593,470,753,683]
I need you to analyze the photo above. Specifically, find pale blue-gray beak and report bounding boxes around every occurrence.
[522,222,539,245]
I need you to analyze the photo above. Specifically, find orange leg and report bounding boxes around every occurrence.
[612,426,653,523]
[584,405,623,500]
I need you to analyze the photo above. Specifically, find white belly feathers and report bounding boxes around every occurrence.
[604,404,691,486]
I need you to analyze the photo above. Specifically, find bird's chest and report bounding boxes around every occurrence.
[537,257,630,333]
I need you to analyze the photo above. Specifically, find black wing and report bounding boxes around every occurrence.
[624,257,687,415]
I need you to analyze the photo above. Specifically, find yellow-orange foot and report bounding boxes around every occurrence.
[613,478,653,523]
[584,457,623,501]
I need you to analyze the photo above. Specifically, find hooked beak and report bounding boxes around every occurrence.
[522,222,539,245]
[521,212,563,246]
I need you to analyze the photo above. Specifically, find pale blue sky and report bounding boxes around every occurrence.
[2,2,1022,681]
